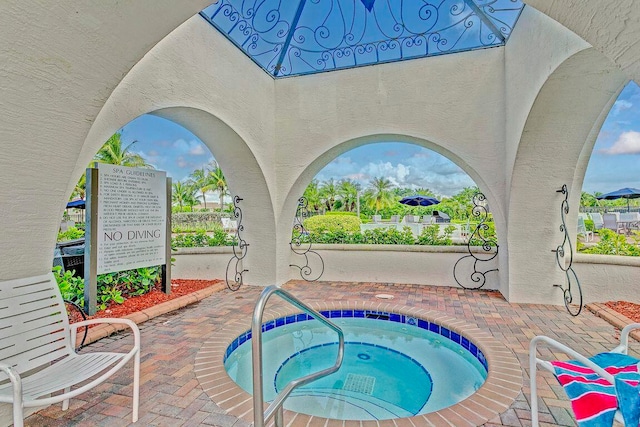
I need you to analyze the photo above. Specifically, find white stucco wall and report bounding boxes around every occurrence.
[524,0,640,84]
[74,16,279,286]
[1,2,639,305]
[507,48,626,304]
[273,47,509,291]
[171,248,639,305]
[4,2,640,425]
[0,1,212,280]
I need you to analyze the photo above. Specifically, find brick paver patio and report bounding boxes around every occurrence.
[25,281,638,426]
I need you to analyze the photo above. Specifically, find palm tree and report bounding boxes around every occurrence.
[337,179,361,212]
[364,176,395,214]
[320,178,338,211]
[205,163,228,212]
[172,181,198,211]
[303,179,322,212]
[71,173,86,200]
[94,132,153,168]
[189,168,209,210]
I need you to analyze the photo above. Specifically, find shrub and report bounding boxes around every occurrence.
[57,226,85,242]
[582,229,640,256]
[52,265,162,310]
[325,211,357,216]
[361,227,416,244]
[467,222,497,246]
[171,228,233,248]
[416,225,454,246]
[303,214,361,234]
[584,219,595,232]
[52,265,84,304]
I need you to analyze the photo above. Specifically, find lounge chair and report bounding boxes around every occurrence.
[619,212,640,233]
[421,215,434,224]
[530,324,640,427]
[403,215,416,224]
[389,215,399,223]
[603,212,624,234]
[577,216,593,242]
[589,212,604,230]
[221,217,238,233]
[372,215,382,223]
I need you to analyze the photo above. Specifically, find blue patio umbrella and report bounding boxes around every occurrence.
[398,195,440,207]
[66,199,86,209]
[596,187,640,212]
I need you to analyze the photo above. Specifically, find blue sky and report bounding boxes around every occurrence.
[120,82,640,198]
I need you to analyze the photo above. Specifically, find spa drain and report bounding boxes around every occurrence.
[342,373,375,395]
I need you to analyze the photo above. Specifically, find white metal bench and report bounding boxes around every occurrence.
[0,273,140,426]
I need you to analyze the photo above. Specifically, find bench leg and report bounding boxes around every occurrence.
[13,401,24,427]
[132,350,140,422]
[62,387,70,410]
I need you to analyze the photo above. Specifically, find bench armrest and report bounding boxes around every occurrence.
[0,363,23,408]
[614,323,640,353]
[69,318,140,350]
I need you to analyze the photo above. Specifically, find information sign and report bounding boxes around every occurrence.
[96,164,167,274]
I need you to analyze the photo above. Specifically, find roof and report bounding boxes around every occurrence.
[200,0,525,78]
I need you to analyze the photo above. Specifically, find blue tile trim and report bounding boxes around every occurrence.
[223,309,488,371]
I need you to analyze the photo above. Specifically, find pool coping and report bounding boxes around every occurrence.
[195,301,523,427]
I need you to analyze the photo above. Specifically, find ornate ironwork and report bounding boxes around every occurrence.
[453,192,499,289]
[226,196,249,291]
[552,185,583,316]
[290,197,324,282]
[200,0,525,77]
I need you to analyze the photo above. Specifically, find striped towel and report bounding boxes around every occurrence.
[551,352,640,427]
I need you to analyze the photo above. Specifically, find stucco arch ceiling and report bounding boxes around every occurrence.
[201,0,525,78]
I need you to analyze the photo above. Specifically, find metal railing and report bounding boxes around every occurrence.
[251,286,344,427]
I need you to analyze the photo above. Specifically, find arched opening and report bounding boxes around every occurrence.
[285,138,500,291]
[57,113,240,312]
[579,81,640,256]
[298,141,492,245]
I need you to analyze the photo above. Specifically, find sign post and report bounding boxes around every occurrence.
[83,164,170,314]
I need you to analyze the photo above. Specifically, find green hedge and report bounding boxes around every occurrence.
[298,225,455,245]
[303,214,361,234]
[172,229,235,247]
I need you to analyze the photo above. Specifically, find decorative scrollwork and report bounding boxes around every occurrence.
[200,0,524,77]
[226,196,249,291]
[553,185,583,316]
[453,192,499,289]
[289,197,324,282]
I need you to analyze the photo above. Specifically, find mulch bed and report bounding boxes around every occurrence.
[67,279,222,324]
[605,301,640,323]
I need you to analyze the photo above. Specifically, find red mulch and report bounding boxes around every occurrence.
[605,301,640,323]
[67,279,222,324]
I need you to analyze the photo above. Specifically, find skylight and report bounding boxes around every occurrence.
[200,0,525,78]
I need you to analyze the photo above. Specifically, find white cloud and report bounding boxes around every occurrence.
[176,156,189,168]
[612,100,633,116]
[173,138,208,156]
[315,143,477,197]
[600,131,640,155]
[189,144,206,155]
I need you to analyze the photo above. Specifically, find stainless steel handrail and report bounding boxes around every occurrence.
[252,285,345,427]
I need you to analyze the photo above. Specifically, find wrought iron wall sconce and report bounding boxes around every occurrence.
[552,184,583,316]
[453,192,499,289]
[226,196,248,291]
[290,197,324,282]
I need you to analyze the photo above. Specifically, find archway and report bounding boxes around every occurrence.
[508,48,627,304]
[280,136,503,293]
